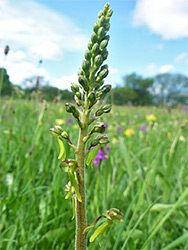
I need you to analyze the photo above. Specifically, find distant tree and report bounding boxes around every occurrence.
[0,68,12,96]
[120,73,154,105]
[152,73,188,106]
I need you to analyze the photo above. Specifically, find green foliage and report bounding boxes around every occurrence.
[0,68,12,96]
[0,100,188,249]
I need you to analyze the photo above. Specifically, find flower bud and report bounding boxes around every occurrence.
[4,45,10,56]
[98,16,105,27]
[78,75,89,92]
[75,91,81,99]
[61,131,69,139]
[85,50,92,62]
[88,41,93,50]
[95,108,104,117]
[65,103,80,119]
[88,91,96,103]
[98,135,110,145]
[77,68,84,76]
[98,10,103,19]
[94,55,103,69]
[71,82,79,93]
[98,27,105,40]
[100,84,111,95]
[91,43,99,57]
[90,134,104,147]
[49,126,63,136]
[99,39,108,51]
[82,60,90,77]
[103,3,110,14]
[96,68,109,82]
[102,104,111,113]
[91,33,98,44]
[93,22,99,34]
[101,49,108,61]
[95,80,105,90]
[75,95,82,106]
[106,9,113,18]
[92,123,105,134]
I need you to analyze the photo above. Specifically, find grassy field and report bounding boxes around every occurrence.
[0,99,188,250]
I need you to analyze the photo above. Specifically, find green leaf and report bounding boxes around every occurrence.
[68,172,82,202]
[71,195,75,220]
[89,222,109,244]
[57,137,66,161]
[86,145,101,168]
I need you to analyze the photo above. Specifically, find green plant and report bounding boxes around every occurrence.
[50,3,124,249]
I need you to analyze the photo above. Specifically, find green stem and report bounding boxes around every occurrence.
[75,105,89,250]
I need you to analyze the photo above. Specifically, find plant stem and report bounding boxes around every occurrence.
[75,107,89,250]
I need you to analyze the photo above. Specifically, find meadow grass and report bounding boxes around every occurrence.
[0,99,188,250]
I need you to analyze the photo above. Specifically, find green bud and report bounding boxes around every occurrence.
[103,3,110,14]
[65,103,73,113]
[49,126,63,136]
[82,60,90,77]
[75,91,81,99]
[98,16,105,27]
[91,43,99,57]
[90,134,104,147]
[98,10,103,19]
[99,39,108,51]
[102,104,111,113]
[95,108,104,117]
[100,84,111,95]
[106,9,113,18]
[104,22,110,32]
[75,95,82,106]
[60,159,78,173]
[91,33,98,44]
[88,91,96,103]
[71,82,79,93]
[96,68,109,82]
[98,27,105,40]
[85,50,92,62]
[77,68,84,76]
[78,75,89,92]
[92,123,105,134]
[88,40,93,50]
[61,131,69,139]
[100,64,108,71]
[94,55,103,69]
[101,49,108,61]
[93,22,99,34]
[98,135,110,145]
[65,103,80,119]
[95,80,104,90]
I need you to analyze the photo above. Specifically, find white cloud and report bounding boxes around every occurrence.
[155,44,164,50]
[52,73,78,90]
[146,63,174,75]
[109,67,119,74]
[159,64,174,74]
[175,52,188,64]
[133,0,188,39]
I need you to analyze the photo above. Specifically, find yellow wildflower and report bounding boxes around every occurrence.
[112,137,119,144]
[146,114,157,121]
[73,124,79,129]
[167,132,171,137]
[108,125,114,131]
[124,128,135,137]
[59,108,63,113]
[184,119,188,124]
[55,119,65,125]
[179,135,186,142]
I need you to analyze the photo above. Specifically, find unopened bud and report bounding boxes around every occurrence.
[85,50,92,62]
[99,39,108,51]
[106,9,113,18]
[91,43,99,57]
[98,27,105,40]
[78,75,89,92]
[71,83,79,93]
[4,45,10,56]
[75,91,81,99]
[77,68,84,76]
[88,91,97,108]
[98,135,110,145]
[49,126,63,136]
[65,103,80,119]
[88,41,93,50]
[96,68,109,82]
[102,104,111,113]
[91,33,98,44]
[61,131,69,139]
[82,60,90,77]
[93,22,99,34]
[95,108,104,117]
[101,49,108,61]
[98,10,103,19]
[91,123,105,134]
[98,16,105,27]
[104,3,110,14]
[94,55,103,69]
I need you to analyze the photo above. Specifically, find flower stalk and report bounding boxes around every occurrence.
[50,3,124,249]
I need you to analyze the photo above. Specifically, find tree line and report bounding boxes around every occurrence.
[1,68,188,106]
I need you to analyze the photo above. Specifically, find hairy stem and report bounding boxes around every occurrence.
[75,106,89,250]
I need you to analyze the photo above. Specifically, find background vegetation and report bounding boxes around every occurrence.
[0,98,188,249]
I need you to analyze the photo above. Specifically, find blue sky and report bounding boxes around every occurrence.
[0,0,187,89]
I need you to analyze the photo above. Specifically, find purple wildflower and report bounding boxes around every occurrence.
[2,104,8,110]
[105,145,110,152]
[67,118,73,125]
[4,114,7,120]
[103,121,108,129]
[182,106,188,112]
[93,147,109,166]
[140,123,147,133]
[117,125,122,133]
[130,119,134,124]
